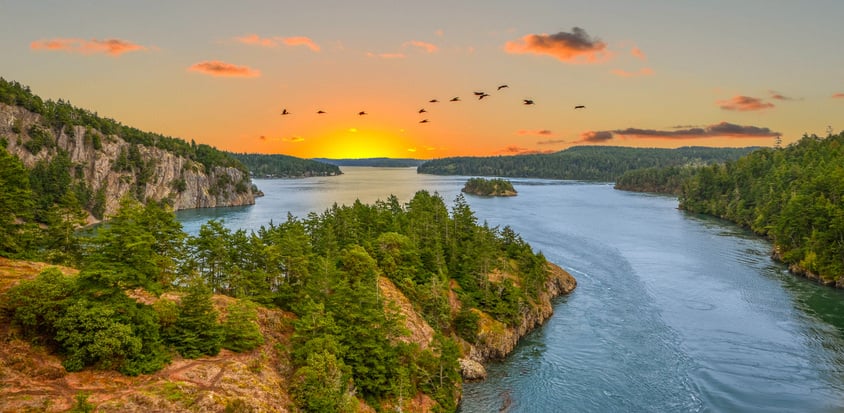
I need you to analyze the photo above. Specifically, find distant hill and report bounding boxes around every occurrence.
[312,157,426,167]
[418,146,759,181]
[228,152,342,178]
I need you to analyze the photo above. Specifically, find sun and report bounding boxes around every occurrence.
[321,129,413,158]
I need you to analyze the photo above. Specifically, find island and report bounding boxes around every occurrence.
[462,177,518,196]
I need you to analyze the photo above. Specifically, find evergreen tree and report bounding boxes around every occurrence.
[168,278,223,358]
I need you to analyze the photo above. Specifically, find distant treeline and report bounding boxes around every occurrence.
[313,157,426,167]
[418,146,757,181]
[229,153,342,178]
[0,78,245,174]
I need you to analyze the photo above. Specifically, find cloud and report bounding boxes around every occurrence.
[517,129,553,136]
[537,139,567,145]
[631,46,646,60]
[30,38,147,56]
[407,147,417,152]
[282,36,320,52]
[236,34,320,51]
[404,40,438,53]
[598,122,780,140]
[501,145,530,154]
[769,91,797,101]
[611,67,654,78]
[717,95,775,111]
[504,27,610,63]
[578,130,614,143]
[833,93,844,99]
[366,52,406,59]
[282,136,305,143]
[187,60,260,78]
[435,29,444,37]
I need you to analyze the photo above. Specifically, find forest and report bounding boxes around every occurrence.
[678,133,844,283]
[461,177,517,196]
[229,152,342,178]
[1,159,556,411]
[418,146,757,181]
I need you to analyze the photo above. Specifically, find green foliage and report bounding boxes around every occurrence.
[614,165,702,195]
[3,267,77,342]
[453,308,480,343]
[23,124,55,154]
[419,145,757,181]
[222,300,264,352]
[680,133,844,281]
[290,350,356,413]
[69,392,95,413]
[462,177,517,196]
[229,152,342,178]
[167,279,223,358]
[0,147,35,256]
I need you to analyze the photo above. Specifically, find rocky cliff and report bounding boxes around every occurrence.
[0,102,254,220]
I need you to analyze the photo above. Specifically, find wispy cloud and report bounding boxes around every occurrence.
[366,52,406,59]
[832,93,844,99]
[577,131,614,143]
[517,129,553,136]
[717,95,775,111]
[504,27,611,64]
[631,46,646,60]
[407,147,417,153]
[404,40,438,53]
[236,34,320,51]
[769,91,797,101]
[586,122,780,141]
[537,139,567,145]
[611,67,654,78]
[188,60,260,78]
[282,136,305,143]
[30,38,148,56]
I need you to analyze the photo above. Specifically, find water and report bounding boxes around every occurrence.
[176,167,844,412]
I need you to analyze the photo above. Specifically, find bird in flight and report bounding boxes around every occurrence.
[429,99,439,103]
[419,119,429,123]
[478,93,490,100]
[317,110,326,114]
[473,91,486,96]
[358,111,367,116]
[418,108,427,114]
[450,97,460,102]
[574,105,586,109]
[497,84,509,90]
[523,99,535,105]
[281,109,290,115]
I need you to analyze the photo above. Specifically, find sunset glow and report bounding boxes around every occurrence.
[4,2,843,159]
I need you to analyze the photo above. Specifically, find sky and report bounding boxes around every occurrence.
[2,0,843,159]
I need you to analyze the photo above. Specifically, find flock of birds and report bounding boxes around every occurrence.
[279,84,585,124]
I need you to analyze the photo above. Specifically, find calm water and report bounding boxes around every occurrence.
[176,167,844,412]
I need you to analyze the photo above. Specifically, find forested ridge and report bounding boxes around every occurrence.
[418,146,756,181]
[1,190,570,411]
[0,78,245,174]
[229,152,342,178]
[678,133,844,284]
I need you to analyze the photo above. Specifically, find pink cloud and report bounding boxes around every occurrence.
[404,40,438,53]
[236,34,320,51]
[504,27,611,64]
[537,139,567,145]
[718,95,775,111]
[631,46,646,60]
[30,38,147,56]
[366,52,406,59]
[611,67,654,78]
[578,130,614,143]
[833,93,844,99]
[188,60,260,78]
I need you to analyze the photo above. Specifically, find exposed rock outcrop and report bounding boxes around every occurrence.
[0,103,255,219]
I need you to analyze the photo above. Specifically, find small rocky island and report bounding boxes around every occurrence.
[462,177,517,196]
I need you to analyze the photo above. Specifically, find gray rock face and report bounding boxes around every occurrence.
[0,103,254,219]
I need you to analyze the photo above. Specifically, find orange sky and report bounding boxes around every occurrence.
[3,2,844,159]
